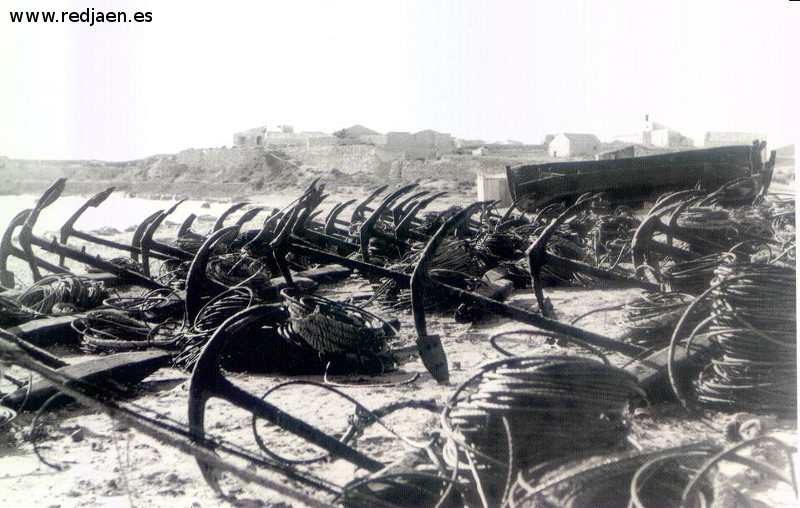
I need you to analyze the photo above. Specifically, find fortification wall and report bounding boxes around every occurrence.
[284,145,389,175]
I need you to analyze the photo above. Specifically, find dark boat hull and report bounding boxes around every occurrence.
[506,143,766,212]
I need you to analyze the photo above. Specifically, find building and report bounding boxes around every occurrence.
[232,125,333,148]
[455,138,487,149]
[548,133,601,158]
[231,124,459,157]
[612,115,693,148]
[476,172,512,207]
[650,128,693,148]
[704,132,766,147]
[233,126,267,148]
[382,129,456,159]
[472,147,489,156]
[337,124,380,139]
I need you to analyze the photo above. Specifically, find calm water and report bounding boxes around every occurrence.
[0,192,296,237]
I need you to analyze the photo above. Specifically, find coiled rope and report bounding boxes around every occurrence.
[441,355,642,506]
[662,252,736,295]
[72,309,180,353]
[280,289,396,373]
[16,274,108,314]
[205,253,274,299]
[619,291,695,348]
[173,286,256,370]
[669,262,796,414]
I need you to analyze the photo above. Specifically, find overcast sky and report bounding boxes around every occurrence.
[1,0,797,160]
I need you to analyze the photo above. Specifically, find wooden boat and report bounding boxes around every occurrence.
[506,141,774,212]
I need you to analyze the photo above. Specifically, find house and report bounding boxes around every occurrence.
[548,133,601,158]
[232,125,332,148]
[455,138,487,149]
[650,128,693,148]
[704,132,766,147]
[472,147,489,156]
[233,126,267,147]
[338,124,380,139]
[383,129,456,159]
[613,115,693,148]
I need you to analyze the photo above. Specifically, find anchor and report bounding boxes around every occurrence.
[138,200,195,276]
[408,203,646,382]
[0,330,344,504]
[526,193,659,317]
[1,209,69,288]
[186,304,386,492]
[265,198,645,383]
[13,180,167,289]
[358,183,419,263]
[394,191,449,242]
[632,194,735,278]
[323,199,356,237]
[59,187,174,264]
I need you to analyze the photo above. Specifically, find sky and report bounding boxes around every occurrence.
[0,0,798,161]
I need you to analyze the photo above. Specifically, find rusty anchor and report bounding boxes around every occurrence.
[11,180,167,289]
[526,193,659,317]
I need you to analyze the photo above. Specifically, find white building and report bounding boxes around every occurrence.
[548,133,601,158]
[613,115,693,148]
[704,132,766,147]
[476,172,512,207]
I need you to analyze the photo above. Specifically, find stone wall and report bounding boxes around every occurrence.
[284,145,388,175]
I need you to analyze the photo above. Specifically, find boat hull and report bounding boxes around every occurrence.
[506,143,764,212]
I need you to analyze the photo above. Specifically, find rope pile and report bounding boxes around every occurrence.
[173,287,256,371]
[365,222,406,266]
[619,291,695,348]
[280,289,396,374]
[588,209,639,268]
[475,231,527,263]
[156,259,192,290]
[662,252,736,295]
[729,206,775,240]
[688,262,797,413]
[768,199,796,265]
[205,254,274,299]
[507,436,796,507]
[15,275,108,314]
[370,237,484,313]
[416,206,463,237]
[72,309,179,353]
[675,206,734,233]
[372,269,481,314]
[540,233,600,286]
[505,444,716,507]
[442,356,641,506]
[103,288,185,325]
